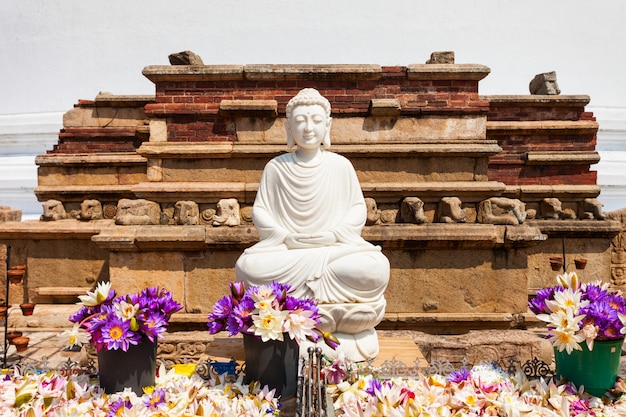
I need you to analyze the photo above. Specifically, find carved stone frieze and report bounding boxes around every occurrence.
[539,198,576,220]
[578,198,605,220]
[436,197,466,223]
[41,199,68,221]
[477,197,527,225]
[212,198,240,227]
[365,197,381,225]
[174,201,200,225]
[239,206,253,225]
[79,199,104,221]
[200,208,215,225]
[400,197,427,224]
[115,199,161,225]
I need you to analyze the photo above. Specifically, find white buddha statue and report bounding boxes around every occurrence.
[235,88,390,361]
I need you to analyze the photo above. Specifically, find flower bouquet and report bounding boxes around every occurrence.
[207,281,337,399]
[65,282,183,394]
[207,281,338,348]
[65,282,182,352]
[529,272,626,353]
[529,271,626,396]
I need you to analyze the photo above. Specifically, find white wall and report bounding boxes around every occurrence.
[1,0,625,218]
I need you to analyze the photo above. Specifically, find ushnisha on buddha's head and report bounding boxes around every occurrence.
[285,88,332,150]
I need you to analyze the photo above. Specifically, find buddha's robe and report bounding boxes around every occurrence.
[235,150,389,335]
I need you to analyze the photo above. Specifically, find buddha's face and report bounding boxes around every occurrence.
[288,104,331,151]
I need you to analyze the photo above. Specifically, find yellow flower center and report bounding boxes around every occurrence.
[262,316,276,328]
[108,325,123,340]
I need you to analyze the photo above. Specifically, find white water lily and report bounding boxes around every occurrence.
[283,308,317,344]
[59,323,91,349]
[547,328,584,354]
[115,300,139,321]
[77,281,111,307]
[618,311,626,335]
[544,287,588,314]
[556,271,579,290]
[581,323,599,350]
[251,309,288,342]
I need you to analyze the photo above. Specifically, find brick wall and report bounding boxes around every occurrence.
[47,99,151,154]
[143,65,489,142]
[485,96,598,186]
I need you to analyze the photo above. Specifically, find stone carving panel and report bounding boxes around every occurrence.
[365,197,381,225]
[174,201,199,225]
[400,197,427,224]
[477,197,527,225]
[212,198,240,227]
[41,200,68,221]
[540,198,576,220]
[436,197,466,223]
[578,198,605,220]
[115,199,161,225]
[78,200,104,221]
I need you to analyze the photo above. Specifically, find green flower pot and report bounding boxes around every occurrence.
[554,338,623,397]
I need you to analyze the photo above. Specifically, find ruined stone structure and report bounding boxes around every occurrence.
[0,62,621,341]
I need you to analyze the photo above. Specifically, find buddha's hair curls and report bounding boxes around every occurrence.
[286,88,331,119]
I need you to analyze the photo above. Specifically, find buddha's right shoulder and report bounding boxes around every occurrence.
[267,153,293,166]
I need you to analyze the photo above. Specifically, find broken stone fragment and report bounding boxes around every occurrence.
[425,51,455,64]
[529,71,560,95]
[168,50,204,66]
[0,206,21,222]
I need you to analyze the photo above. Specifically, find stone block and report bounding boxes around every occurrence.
[413,329,553,369]
[0,207,22,222]
[109,251,185,309]
[184,250,242,313]
[425,51,455,64]
[529,71,560,95]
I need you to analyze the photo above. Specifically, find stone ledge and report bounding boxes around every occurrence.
[94,92,155,107]
[407,64,491,81]
[90,223,545,252]
[35,153,147,166]
[129,180,508,204]
[487,120,598,134]
[527,219,622,237]
[525,151,600,165]
[219,100,278,117]
[482,95,591,107]
[142,64,492,83]
[136,141,502,159]
[503,184,601,200]
[243,64,382,81]
[142,65,245,82]
[34,185,138,202]
[0,219,114,239]
[369,99,401,116]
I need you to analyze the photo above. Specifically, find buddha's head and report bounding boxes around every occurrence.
[285,88,332,150]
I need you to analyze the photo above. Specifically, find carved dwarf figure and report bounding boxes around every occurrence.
[79,199,104,221]
[115,199,161,225]
[578,198,605,220]
[400,197,427,224]
[365,197,381,226]
[41,199,68,221]
[212,198,241,227]
[540,198,576,220]
[436,197,466,223]
[174,201,200,225]
[477,197,527,225]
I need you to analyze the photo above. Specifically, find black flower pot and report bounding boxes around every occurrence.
[97,339,157,395]
[243,333,299,400]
